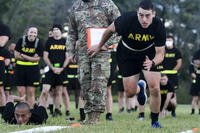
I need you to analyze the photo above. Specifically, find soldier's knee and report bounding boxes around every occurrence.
[149,88,160,97]
[125,89,136,98]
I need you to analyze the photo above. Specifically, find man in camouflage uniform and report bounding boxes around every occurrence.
[67,0,120,124]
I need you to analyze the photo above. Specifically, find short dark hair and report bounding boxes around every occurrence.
[52,24,63,32]
[15,102,30,111]
[166,34,174,40]
[139,0,154,10]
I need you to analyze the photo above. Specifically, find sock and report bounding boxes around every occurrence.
[191,108,195,114]
[134,106,138,111]
[151,112,159,124]
[49,104,54,114]
[106,113,112,117]
[0,106,5,114]
[66,110,70,116]
[171,106,176,114]
[80,108,85,120]
[139,112,144,118]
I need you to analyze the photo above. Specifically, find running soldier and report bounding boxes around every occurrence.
[88,0,166,128]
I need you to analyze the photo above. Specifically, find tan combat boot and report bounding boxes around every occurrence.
[91,112,101,124]
[82,112,93,125]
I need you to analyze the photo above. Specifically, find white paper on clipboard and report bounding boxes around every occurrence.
[86,28,106,48]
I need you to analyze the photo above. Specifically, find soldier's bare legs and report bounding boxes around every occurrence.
[27,86,36,108]
[53,86,63,116]
[143,71,161,126]
[39,84,51,108]
[123,74,140,98]
[106,85,113,120]
[17,86,26,98]
[79,96,85,121]
[62,87,71,116]
[118,91,125,113]
[191,96,198,114]
[0,86,6,114]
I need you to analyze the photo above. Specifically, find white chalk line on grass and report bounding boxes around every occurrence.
[9,126,72,133]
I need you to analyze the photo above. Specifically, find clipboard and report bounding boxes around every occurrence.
[86,28,106,48]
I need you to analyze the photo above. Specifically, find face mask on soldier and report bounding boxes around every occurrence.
[165,40,173,49]
[82,0,90,2]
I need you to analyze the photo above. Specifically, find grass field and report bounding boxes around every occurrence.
[1,102,200,133]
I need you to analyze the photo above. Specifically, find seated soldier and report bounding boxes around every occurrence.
[2,95,48,124]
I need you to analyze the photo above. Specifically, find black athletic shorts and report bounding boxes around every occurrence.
[67,78,81,90]
[167,74,179,90]
[117,58,158,77]
[107,52,117,86]
[190,82,200,96]
[4,73,14,91]
[43,70,67,86]
[14,65,40,86]
[116,75,124,92]
[107,71,117,87]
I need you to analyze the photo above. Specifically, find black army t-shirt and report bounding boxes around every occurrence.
[0,22,11,84]
[0,22,11,64]
[114,12,166,60]
[162,48,182,70]
[0,47,11,83]
[160,82,174,101]
[15,36,43,57]
[45,37,66,67]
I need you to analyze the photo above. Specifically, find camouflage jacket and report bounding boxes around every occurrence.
[67,0,121,56]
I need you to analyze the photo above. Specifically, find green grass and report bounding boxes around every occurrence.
[1,103,200,133]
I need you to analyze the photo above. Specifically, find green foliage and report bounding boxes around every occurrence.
[2,0,55,42]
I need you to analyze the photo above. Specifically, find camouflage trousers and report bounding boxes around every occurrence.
[77,52,110,114]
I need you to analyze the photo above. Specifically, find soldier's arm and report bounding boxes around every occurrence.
[104,0,121,46]
[61,52,70,70]
[66,12,78,57]
[20,53,40,62]
[87,22,116,57]
[43,51,54,70]
[98,22,116,49]
[162,92,173,111]
[14,50,24,60]
[173,58,182,71]
[153,46,165,66]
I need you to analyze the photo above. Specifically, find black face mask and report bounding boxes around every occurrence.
[82,0,90,2]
